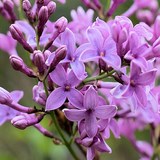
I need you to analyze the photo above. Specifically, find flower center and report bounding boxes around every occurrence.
[65,85,71,91]
[130,79,135,87]
[100,52,105,57]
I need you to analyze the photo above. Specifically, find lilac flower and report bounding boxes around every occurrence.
[55,28,87,80]
[32,82,47,106]
[0,90,23,125]
[68,7,94,44]
[46,64,83,111]
[64,86,117,137]
[77,133,111,160]
[80,27,121,70]
[0,33,17,55]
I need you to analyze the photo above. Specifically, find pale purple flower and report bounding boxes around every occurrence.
[80,27,121,70]
[0,33,17,55]
[113,62,156,107]
[55,28,87,80]
[0,90,23,125]
[64,86,117,137]
[46,64,83,111]
[68,6,94,44]
[32,82,47,106]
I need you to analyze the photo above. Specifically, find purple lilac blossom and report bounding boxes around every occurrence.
[46,64,83,111]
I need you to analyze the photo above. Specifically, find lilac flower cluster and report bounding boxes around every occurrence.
[0,0,160,160]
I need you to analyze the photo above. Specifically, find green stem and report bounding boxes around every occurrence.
[50,112,80,160]
[43,80,49,97]
[83,70,115,84]
[18,0,24,20]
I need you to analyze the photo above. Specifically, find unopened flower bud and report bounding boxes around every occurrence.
[3,0,16,22]
[0,87,12,104]
[55,16,68,33]
[22,0,32,12]
[9,24,33,53]
[47,1,56,16]
[10,55,36,77]
[10,55,24,70]
[46,46,66,72]
[33,50,45,74]
[11,113,45,129]
[37,6,49,38]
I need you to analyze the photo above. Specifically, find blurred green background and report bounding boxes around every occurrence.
[0,0,155,159]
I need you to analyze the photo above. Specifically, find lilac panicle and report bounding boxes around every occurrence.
[46,64,83,111]
[64,86,117,137]
[11,113,45,129]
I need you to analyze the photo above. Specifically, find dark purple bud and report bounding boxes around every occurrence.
[3,0,16,22]
[9,24,33,53]
[55,16,68,33]
[47,1,56,16]
[9,54,24,70]
[22,0,32,12]
[48,45,66,72]
[37,6,49,38]
[10,55,36,77]
[0,87,12,105]
[33,50,45,75]
[11,113,45,129]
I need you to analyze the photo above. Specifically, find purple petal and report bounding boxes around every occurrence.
[122,85,134,97]
[85,113,98,137]
[87,28,103,50]
[63,109,86,121]
[135,69,157,86]
[49,64,66,86]
[102,53,121,69]
[45,87,66,111]
[130,62,141,79]
[67,88,84,109]
[104,37,117,55]
[10,91,24,102]
[95,105,117,119]
[80,49,99,62]
[135,86,147,107]
[67,70,81,87]
[87,148,95,160]
[84,86,98,109]
[70,60,87,80]
[109,119,120,138]
[61,28,76,57]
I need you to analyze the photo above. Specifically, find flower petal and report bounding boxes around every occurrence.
[95,105,117,119]
[67,88,84,109]
[45,88,66,111]
[49,64,66,86]
[70,60,87,80]
[87,28,103,50]
[85,113,98,137]
[135,69,157,86]
[135,86,147,107]
[63,109,86,121]
[84,86,98,109]
[80,49,99,62]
